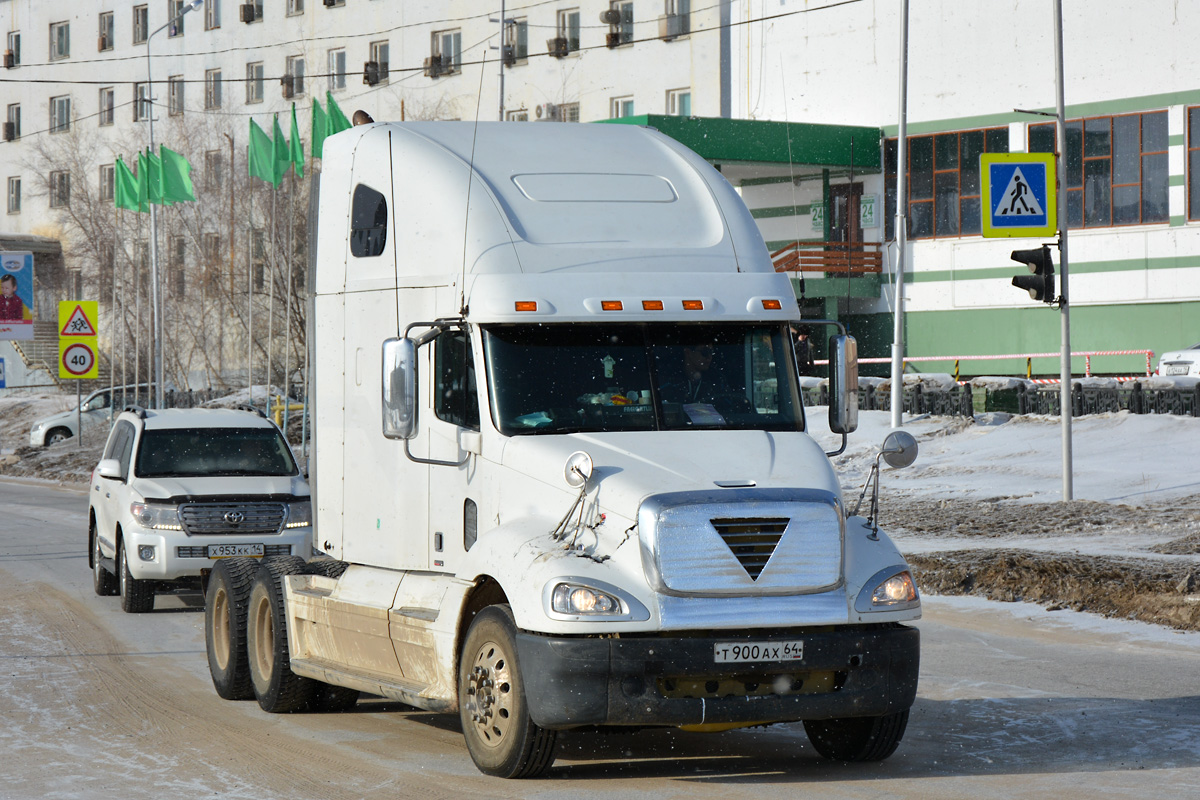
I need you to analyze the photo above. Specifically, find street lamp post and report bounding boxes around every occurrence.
[145,0,202,409]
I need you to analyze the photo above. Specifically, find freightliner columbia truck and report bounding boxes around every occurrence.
[203,121,921,778]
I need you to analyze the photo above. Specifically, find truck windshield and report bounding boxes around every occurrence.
[136,428,298,478]
[484,323,804,435]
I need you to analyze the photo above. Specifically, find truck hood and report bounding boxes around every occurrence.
[499,429,841,517]
[133,475,310,502]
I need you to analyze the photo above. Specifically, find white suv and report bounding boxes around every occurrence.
[88,407,313,613]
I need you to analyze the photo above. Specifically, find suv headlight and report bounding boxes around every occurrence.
[285,500,312,529]
[129,502,182,531]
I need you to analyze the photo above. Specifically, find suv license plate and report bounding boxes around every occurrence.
[208,543,265,559]
[714,641,803,664]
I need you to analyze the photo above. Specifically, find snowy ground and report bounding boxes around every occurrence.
[3,391,1198,629]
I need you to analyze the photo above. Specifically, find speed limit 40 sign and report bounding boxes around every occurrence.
[60,339,99,379]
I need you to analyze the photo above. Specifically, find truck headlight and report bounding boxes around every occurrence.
[552,583,620,615]
[130,502,182,531]
[854,568,920,613]
[285,500,312,529]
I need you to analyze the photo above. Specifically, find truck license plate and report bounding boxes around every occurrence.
[714,640,803,663]
[207,543,264,559]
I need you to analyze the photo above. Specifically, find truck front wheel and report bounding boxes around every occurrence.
[458,606,556,778]
[246,557,314,712]
[205,558,258,700]
[803,709,910,762]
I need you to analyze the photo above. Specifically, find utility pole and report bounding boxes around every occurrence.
[890,0,910,428]
[1053,0,1074,500]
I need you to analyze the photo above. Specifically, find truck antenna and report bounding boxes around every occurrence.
[460,49,489,316]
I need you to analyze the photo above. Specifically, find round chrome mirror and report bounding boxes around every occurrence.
[564,451,594,488]
[880,430,918,469]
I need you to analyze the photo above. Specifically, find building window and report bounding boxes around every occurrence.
[245,0,264,22]
[369,41,389,85]
[202,233,222,296]
[1189,108,1200,221]
[49,170,70,208]
[6,31,19,67]
[50,95,71,133]
[50,21,70,60]
[168,0,186,37]
[557,9,581,53]
[205,0,221,30]
[432,30,461,74]
[504,19,528,65]
[251,229,266,291]
[666,88,690,116]
[609,96,634,119]
[99,11,114,51]
[7,104,20,140]
[1030,112,1168,228]
[134,83,151,121]
[99,87,114,126]
[133,5,148,44]
[99,164,115,202]
[7,177,20,215]
[885,127,1009,239]
[506,109,528,122]
[328,49,346,91]
[560,102,580,122]
[608,2,634,46]
[99,243,115,298]
[287,0,304,15]
[246,62,264,104]
[205,149,223,188]
[664,0,690,36]
[169,235,186,296]
[286,55,306,96]
[168,75,184,115]
[325,0,345,7]
[205,69,222,109]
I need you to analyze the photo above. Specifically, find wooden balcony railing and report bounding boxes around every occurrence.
[770,241,883,275]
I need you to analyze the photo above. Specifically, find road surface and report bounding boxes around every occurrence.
[1,477,1197,799]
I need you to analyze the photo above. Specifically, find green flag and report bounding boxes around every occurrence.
[114,157,142,212]
[144,150,170,205]
[311,98,327,160]
[289,103,304,178]
[272,113,291,182]
[326,91,351,136]
[248,118,279,187]
[160,145,195,203]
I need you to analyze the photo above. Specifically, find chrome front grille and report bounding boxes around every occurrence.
[710,517,789,580]
[178,503,286,536]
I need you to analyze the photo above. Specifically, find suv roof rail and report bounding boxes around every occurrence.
[123,405,149,419]
[236,404,268,418]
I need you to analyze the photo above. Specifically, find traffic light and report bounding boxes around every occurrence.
[1011,245,1055,304]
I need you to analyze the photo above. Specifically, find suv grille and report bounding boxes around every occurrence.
[179,503,287,536]
[711,517,789,580]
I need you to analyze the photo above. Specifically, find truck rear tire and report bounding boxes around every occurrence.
[118,540,155,613]
[205,558,259,700]
[458,605,556,778]
[247,557,314,712]
[91,522,117,596]
[803,709,910,762]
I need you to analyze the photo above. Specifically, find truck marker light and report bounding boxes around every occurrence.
[514,301,538,312]
[761,299,783,310]
[601,300,623,311]
[642,300,664,311]
[682,300,704,310]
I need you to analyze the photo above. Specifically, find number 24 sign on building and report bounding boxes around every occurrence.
[59,301,99,380]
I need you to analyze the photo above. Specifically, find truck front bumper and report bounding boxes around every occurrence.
[515,624,919,729]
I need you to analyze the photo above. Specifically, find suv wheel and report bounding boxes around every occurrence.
[46,427,72,445]
[91,522,118,596]
[118,541,155,613]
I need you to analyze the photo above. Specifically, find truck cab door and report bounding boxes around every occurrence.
[425,327,482,574]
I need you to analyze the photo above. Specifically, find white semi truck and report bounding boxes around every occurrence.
[204,121,921,778]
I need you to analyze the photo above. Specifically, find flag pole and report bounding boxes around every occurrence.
[267,181,276,417]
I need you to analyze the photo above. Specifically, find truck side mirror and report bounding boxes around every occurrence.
[827,334,859,434]
[382,337,418,440]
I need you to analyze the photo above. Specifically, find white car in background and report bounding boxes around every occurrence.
[1156,343,1200,377]
[29,384,152,446]
[88,406,313,613]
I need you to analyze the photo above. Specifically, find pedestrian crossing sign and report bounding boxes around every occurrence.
[981,153,1057,238]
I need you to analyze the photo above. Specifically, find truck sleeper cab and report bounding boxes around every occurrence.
[205,121,921,778]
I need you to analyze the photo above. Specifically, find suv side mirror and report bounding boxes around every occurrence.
[827,334,859,434]
[97,458,122,480]
[382,337,418,440]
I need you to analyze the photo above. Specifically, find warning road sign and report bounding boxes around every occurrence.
[59,301,98,337]
[60,339,98,379]
[981,153,1057,238]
